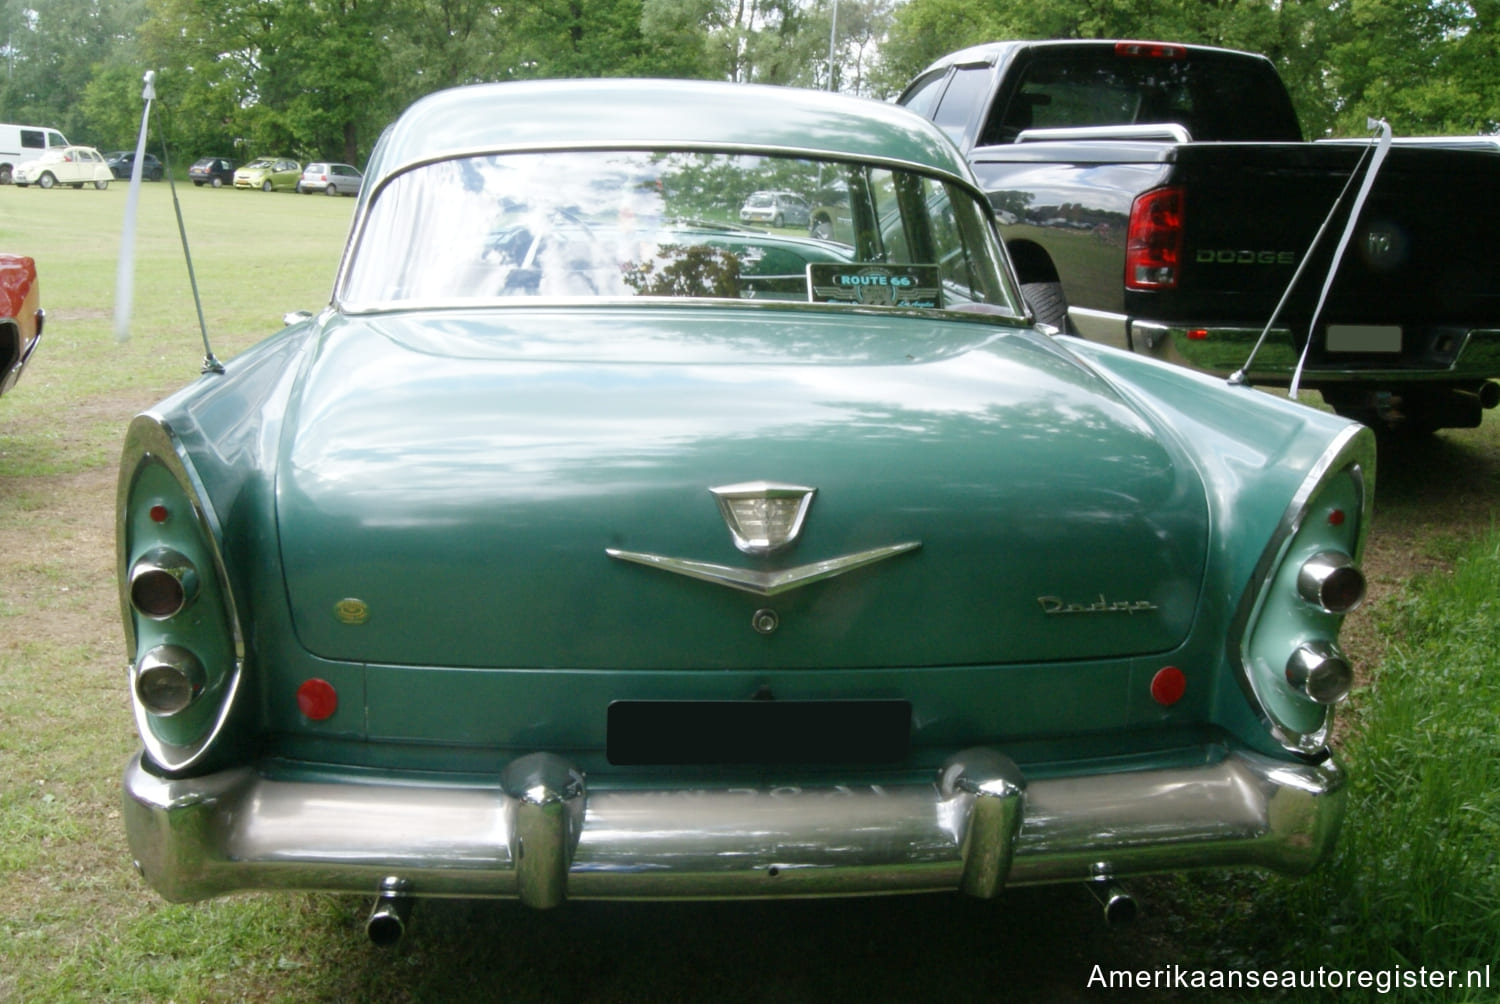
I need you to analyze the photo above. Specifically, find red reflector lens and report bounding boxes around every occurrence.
[1328,509,1346,526]
[149,504,169,523]
[1151,666,1187,706]
[1115,41,1187,59]
[1186,329,1208,341]
[1126,187,1184,290]
[297,678,339,720]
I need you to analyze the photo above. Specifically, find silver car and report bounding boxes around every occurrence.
[298,162,363,196]
[738,190,811,227]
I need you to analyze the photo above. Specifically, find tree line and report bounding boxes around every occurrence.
[1,0,1495,170]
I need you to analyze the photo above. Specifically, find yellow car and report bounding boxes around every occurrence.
[233,157,301,192]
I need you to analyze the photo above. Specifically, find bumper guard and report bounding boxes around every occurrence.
[123,746,1343,905]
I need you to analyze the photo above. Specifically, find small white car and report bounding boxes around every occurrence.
[14,146,113,190]
[738,190,811,227]
[298,162,364,196]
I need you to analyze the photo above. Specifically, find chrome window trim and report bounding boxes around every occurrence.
[334,296,1030,325]
[335,144,1002,310]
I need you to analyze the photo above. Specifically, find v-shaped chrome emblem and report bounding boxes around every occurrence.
[710,481,815,555]
[605,542,922,597]
[606,481,920,596]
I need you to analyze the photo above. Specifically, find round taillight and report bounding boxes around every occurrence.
[1297,551,1366,614]
[129,548,200,620]
[1286,641,1353,705]
[1150,666,1186,706]
[135,644,207,716]
[297,679,339,721]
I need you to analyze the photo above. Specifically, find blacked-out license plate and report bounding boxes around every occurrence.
[1326,324,1402,353]
[606,700,912,766]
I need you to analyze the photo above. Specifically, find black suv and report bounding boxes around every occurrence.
[105,151,164,181]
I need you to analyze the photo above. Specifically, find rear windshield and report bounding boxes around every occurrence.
[979,50,1303,144]
[341,149,1020,315]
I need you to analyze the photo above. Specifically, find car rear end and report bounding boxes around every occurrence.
[117,78,1369,928]
[117,314,1367,912]
[190,158,232,187]
[299,162,331,193]
[1119,140,1500,424]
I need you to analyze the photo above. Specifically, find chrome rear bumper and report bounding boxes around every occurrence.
[123,746,1343,905]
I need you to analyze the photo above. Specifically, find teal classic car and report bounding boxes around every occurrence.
[119,79,1372,943]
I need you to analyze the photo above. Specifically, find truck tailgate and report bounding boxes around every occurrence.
[1165,142,1500,330]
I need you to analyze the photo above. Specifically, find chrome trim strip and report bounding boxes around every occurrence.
[1132,321,1500,382]
[123,747,1343,903]
[605,542,921,597]
[17,308,44,366]
[1065,307,1128,349]
[1229,424,1376,754]
[1130,320,1298,378]
[336,297,1028,326]
[1016,123,1193,144]
[117,413,247,773]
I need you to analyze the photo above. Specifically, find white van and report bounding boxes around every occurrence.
[0,124,70,185]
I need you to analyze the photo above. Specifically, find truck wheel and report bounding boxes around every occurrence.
[1022,281,1068,330]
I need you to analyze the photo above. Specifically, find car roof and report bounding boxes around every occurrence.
[364,79,974,192]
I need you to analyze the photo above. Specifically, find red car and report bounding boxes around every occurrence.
[0,255,42,398]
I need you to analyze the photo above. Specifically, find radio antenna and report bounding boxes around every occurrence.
[114,70,223,374]
[1231,118,1392,394]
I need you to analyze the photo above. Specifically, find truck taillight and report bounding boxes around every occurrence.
[1126,187,1184,290]
[1115,42,1187,59]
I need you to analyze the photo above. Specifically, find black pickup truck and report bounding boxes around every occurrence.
[898,39,1500,431]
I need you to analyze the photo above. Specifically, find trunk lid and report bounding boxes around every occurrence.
[277,307,1209,669]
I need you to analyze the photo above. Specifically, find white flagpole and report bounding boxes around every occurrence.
[114,70,156,343]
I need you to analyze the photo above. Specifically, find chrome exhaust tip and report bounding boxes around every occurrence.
[366,877,413,946]
[1087,879,1138,926]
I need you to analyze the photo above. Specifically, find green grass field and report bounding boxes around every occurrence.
[1,179,1498,1001]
